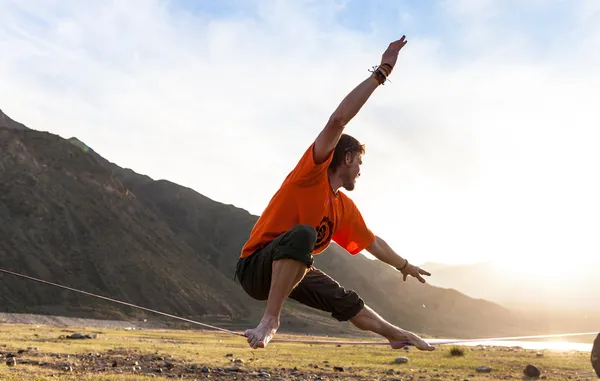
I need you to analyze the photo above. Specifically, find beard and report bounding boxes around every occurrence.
[342,174,357,191]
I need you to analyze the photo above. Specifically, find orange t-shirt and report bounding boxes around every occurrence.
[240,142,375,258]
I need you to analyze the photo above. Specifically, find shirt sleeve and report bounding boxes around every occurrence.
[286,141,334,186]
[332,195,376,255]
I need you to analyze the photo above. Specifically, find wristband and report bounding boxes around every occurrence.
[397,259,409,271]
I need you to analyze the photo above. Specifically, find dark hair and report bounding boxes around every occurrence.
[329,134,365,171]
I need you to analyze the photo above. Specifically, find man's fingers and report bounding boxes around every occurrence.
[403,273,408,281]
[420,268,431,276]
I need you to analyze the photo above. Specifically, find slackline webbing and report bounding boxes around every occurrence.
[0,268,596,347]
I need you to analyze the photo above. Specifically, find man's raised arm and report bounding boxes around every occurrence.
[313,36,408,164]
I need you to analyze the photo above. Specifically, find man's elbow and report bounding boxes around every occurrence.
[366,236,382,255]
[327,112,346,130]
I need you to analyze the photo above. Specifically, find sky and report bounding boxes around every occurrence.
[1,0,599,269]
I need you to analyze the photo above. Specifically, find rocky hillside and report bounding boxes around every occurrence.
[0,109,572,339]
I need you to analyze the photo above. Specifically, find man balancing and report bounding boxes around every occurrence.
[235,35,435,352]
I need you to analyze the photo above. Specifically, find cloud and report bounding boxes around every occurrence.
[1,0,599,266]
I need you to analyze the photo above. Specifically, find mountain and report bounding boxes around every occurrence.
[0,108,593,339]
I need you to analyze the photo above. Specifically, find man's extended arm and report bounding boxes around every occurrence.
[313,36,408,164]
[366,235,431,283]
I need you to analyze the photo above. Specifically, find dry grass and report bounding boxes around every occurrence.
[0,323,596,380]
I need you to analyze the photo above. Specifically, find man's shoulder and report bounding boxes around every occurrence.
[286,141,333,185]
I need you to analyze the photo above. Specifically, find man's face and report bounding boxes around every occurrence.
[341,151,362,191]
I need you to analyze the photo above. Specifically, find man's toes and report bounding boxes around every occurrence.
[250,335,261,348]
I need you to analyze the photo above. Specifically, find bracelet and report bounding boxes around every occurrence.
[372,69,387,85]
[397,259,409,271]
[379,63,393,76]
[368,65,392,85]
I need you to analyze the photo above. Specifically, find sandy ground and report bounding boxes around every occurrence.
[0,312,165,330]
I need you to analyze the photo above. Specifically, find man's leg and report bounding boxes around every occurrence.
[350,305,435,351]
[244,258,308,348]
[288,267,435,351]
[235,224,317,349]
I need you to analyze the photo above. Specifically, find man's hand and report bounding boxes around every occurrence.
[380,35,408,74]
[400,262,431,283]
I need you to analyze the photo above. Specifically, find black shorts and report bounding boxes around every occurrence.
[235,224,364,322]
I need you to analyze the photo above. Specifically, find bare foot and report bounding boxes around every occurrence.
[244,316,280,349]
[389,330,435,351]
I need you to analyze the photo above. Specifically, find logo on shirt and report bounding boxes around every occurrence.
[314,216,334,250]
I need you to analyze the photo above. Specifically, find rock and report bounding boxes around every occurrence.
[225,353,233,357]
[476,366,492,373]
[66,333,96,339]
[395,357,409,364]
[591,333,600,378]
[112,360,118,367]
[333,366,344,372]
[536,352,544,357]
[233,358,244,364]
[6,358,16,366]
[17,349,26,354]
[258,371,271,378]
[524,364,540,378]
[201,367,210,373]
[165,361,175,370]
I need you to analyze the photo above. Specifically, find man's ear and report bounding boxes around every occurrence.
[344,151,352,165]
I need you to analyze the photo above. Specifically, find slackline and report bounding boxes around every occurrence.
[0,268,596,347]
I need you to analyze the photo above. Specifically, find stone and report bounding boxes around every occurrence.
[395,357,409,364]
[6,358,16,366]
[524,364,541,378]
[476,366,492,373]
[333,366,344,372]
[592,333,600,378]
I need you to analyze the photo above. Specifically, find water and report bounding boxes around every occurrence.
[455,340,592,352]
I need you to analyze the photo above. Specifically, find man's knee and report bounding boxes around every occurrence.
[331,289,364,322]
[287,224,317,250]
[273,224,316,267]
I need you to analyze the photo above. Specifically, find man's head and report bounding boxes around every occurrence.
[328,134,365,191]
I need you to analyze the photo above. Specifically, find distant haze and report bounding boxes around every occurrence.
[419,261,600,313]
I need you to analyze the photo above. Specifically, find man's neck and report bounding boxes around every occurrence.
[327,170,342,195]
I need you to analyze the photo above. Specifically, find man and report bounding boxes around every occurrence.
[235,35,435,351]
